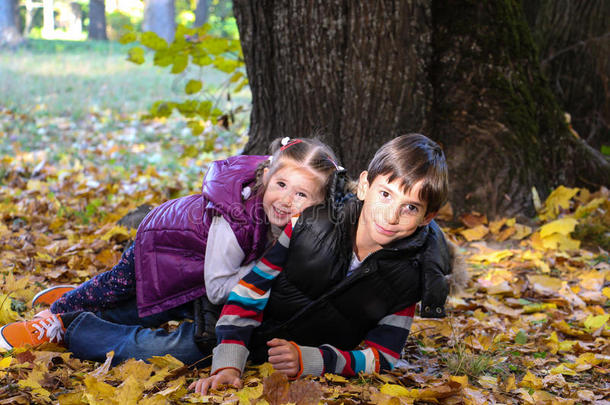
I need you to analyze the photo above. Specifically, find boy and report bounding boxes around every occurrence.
[191,133,456,394]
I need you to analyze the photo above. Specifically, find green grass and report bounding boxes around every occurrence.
[0,38,247,119]
[0,39,178,118]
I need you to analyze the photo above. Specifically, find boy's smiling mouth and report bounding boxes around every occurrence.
[374,223,396,236]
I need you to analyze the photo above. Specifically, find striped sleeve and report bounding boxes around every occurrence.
[210,216,298,375]
[297,304,416,377]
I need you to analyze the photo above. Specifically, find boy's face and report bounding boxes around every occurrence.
[356,172,436,250]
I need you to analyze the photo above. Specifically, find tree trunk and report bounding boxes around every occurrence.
[24,0,35,34]
[234,0,609,217]
[143,0,175,43]
[194,0,210,28]
[523,0,609,152]
[42,0,54,38]
[67,2,83,37]
[235,1,431,176]
[88,0,106,40]
[0,0,22,46]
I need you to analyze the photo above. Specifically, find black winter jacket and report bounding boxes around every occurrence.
[248,199,452,361]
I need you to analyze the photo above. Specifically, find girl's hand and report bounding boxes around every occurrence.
[189,368,241,395]
[267,338,300,377]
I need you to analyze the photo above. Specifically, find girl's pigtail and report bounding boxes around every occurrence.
[252,158,272,196]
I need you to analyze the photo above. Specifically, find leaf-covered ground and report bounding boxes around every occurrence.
[0,107,608,404]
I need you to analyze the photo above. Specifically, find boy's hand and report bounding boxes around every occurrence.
[267,338,300,377]
[188,368,241,395]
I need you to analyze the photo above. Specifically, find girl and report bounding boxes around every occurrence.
[0,137,341,354]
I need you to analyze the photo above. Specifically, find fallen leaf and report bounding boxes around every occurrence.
[460,225,489,242]
[263,373,290,405]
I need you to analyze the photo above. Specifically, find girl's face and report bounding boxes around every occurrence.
[262,159,325,227]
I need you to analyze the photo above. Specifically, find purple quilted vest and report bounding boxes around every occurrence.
[134,155,269,317]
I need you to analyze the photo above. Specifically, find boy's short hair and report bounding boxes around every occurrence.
[367,134,448,214]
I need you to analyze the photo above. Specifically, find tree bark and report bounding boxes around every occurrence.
[0,0,22,46]
[88,0,107,40]
[234,0,609,217]
[523,0,609,152]
[235,1,431,174]
[143,0,175,43]
[194,0,210,28]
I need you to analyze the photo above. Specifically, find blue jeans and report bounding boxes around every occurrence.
[63,299,210,366]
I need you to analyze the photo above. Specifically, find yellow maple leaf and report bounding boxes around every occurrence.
[18,364,52,401]
[115,375,144,404]
[522,303,557,313]
[35,251,54,262]
[558,340,576,352]
[583,314,609,333]
[84,374,116,403]
[0,357,11,369]
[541,233,581,251]
[254,362,276,378]
[0,294,20,324]
[1,272,34,302]
[550,363,577,376]
[449,375,468,387]
[112,358,154,383]
[575,352,601,367]
[137,395,168,405]
[519,371,543,389]
[235,383,264,405]
[510,224,532,240]
[603,287,610,300]
[324,373,348,383]
[56,392,85,404]
[545,331,559,354]
[521,250,542,261]
[379,383,413,397]
[369,392,405,405]
[526,275,562,295]
[552,321,587,338]
[101,225,135,242]
[579,271,605,291]
[469,250,513,264]
[148,354,184,370]
[532,390,561,403]
[539,217,578,238]
[460,225,489,242]
[489,218,507,234]
[538,186,579,221]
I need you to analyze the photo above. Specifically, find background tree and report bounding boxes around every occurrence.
[233,0,609,217]
[89,0,107,40]
[523,0,609,152]
[143,0,175,43]
[0,0,22,46]
[194,0,209,27]
[41,0,54,38]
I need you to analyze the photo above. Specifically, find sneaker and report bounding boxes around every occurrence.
[0,314,66,350]
[31,285,76,307]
